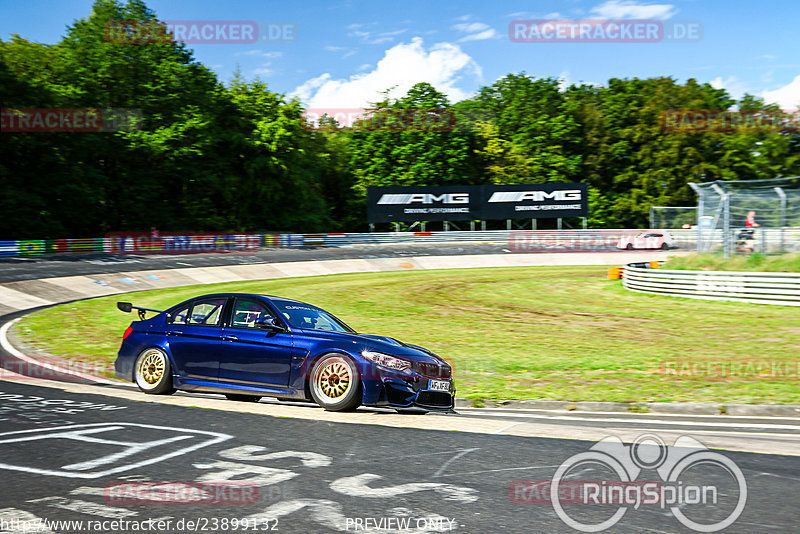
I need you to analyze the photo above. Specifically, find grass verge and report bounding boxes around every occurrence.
[12,266,800,404]
[666,252,800,272]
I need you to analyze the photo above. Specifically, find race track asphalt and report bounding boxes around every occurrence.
[1,246,796,533]
[0,378,797,533]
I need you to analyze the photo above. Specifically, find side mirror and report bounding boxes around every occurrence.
[254,316,285,331]
[117,302,132,313]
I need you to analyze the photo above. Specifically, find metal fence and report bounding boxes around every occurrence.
[689,176,800,257]
[623,263,800,306]
[0,229,708,257]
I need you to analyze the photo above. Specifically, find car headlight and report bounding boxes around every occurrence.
[362,350,411,372]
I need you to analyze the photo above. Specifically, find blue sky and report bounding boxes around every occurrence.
[1,0,798,109]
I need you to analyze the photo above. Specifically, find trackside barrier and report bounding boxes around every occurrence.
[5,227,800,258]
[622,263,800,306]
[19,227,800,257]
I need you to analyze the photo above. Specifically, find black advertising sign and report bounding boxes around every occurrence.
[367,185,480,223]
[481,183,588,220]
[367,183,588,223]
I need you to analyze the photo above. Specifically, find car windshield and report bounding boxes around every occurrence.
[271,300,355,333]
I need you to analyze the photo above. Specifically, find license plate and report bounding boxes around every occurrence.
[428,380,450,392]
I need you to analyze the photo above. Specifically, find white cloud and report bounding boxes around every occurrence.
[292,73,332,103]
[710,76,748,101]
[349,27,408,45]
[761,75,800,109]
[291,37,482,108]
[557,71,602,90]
[590,0,676,20]
[452,22,502,42]
[236,50,283,59]
[252,67,274,77]
[507,11,562,19]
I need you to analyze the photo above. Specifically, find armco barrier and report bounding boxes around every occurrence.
[0,229,702,257]
[622,264,800,306]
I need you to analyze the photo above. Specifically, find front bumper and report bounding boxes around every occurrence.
[363,367,455,410]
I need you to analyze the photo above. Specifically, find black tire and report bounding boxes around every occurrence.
[134,348,175,395]
[309,354,361,411]
[661,242,669,250]
[225,394,262,402]
[626,243,634,250]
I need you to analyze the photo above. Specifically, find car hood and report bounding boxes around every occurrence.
[294,330,445,363]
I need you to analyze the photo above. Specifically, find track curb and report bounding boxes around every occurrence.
[454,398,800,417]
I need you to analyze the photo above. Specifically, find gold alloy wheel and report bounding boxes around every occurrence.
[315,358,352,401]
[138,349,166,386]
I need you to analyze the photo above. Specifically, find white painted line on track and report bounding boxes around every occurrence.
[457,410,800,431]
[0,319,117,385]
[459,407,800,421]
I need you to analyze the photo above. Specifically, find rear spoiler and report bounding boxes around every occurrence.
[117,302,167,320]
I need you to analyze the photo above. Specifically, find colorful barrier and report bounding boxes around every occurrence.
[105,232,265,254]
[0,229,709,257]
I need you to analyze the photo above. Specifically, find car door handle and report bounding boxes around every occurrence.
[223,335,238,341]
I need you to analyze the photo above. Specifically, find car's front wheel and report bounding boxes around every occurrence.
[134,348,175,395]
[309,354,361,411]
[626,243,634,250]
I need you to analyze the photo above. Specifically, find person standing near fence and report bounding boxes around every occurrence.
[745,211,760,228]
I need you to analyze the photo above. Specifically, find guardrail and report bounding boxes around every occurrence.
[623,263,800,306]
[0,229,703,257]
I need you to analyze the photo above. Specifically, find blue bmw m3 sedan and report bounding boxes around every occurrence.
[114,293,455,412]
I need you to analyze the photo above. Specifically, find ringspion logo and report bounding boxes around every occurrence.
[511,434,747,532]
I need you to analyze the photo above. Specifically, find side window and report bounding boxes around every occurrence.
[170,304,190,325]
[231,298,274,329]
[188,298,227,326]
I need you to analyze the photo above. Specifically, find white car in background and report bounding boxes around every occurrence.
[617,231,675,250]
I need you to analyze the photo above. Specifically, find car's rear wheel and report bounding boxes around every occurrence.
[626,243,634,250]
[225,394,262,402]
[309,354,361,411]
[134,348,175,395]
[661,242,669,250]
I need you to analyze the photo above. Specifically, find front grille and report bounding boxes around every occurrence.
[412,361,452,379]
[416,391,452,408]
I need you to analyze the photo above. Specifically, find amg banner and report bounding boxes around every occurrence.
[481,183,588,220]
[367,185,479,222]
[367,183,588,223]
